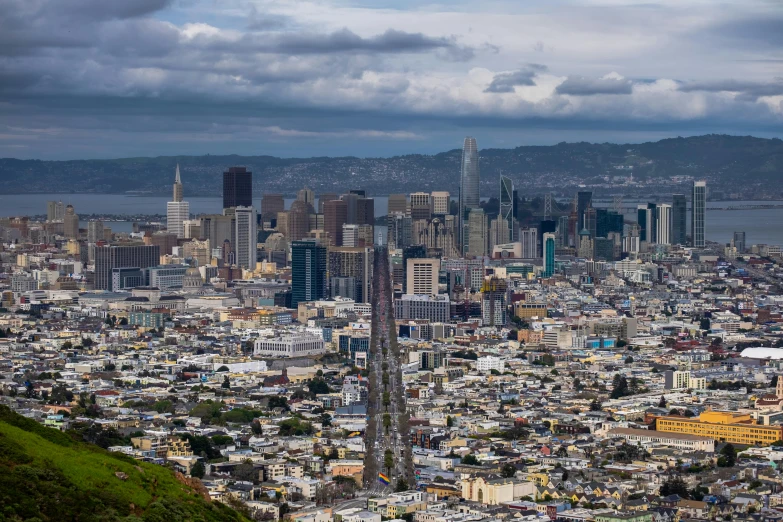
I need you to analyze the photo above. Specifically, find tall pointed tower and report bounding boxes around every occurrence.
[167,164,189,238]
[777,376,783,399]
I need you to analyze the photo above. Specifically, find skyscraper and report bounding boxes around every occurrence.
[692,181,706,248]
[87,221,104,244]
[672,194,687,245]
[406,257,440,296]
[63,204,79,238]
[431,192,450,216]
[576,191,593,232]
[459,137,479,251]
[167,164,189,238]
[499,175,514,243]
[402,245,427,293]
[387,213,412,251]
[234,206,258,269]
[655,203,672,245]
[521,228,538,259]
[466,208,487,257]
[637,205,652,242]
[291,239,327,307]
[388,194,408,215]
[297,187,315,208]
[261,194,285,221]
[733,231,746,253]
[410,192,432,221]
[324,199,348,247]
[223,166,252,209]
[543,233,556,277]
[287,200,311,242]
[94,244,160,291]
[46,201,64,222]
[328,247,373,303]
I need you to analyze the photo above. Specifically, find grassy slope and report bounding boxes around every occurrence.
[0,405,247,522]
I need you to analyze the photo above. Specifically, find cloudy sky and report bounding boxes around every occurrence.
[1,0,782,159]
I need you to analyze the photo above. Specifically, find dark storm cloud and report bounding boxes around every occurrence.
[484,65,547,93]
[555,76,634,96]
[710,14,783,49]
[678,79,783,101]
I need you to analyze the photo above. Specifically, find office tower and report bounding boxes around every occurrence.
[410,192,432,221]
[466,208,487,257]
[149,231,178,256]
[429,216,458,258]
[539,219,557,257]
[200,213,235,251]
[318,193,338,214]
[402,245,427,293]
[356,197,374,227]
[556,216,569,248]
[287,200,312,241]
[481,277,507,327]
[733,231,746,253]
[291,239,327,306]
[577,191,592,232]
[459,137,479,250]
[543,233,556,277]
[583,208,597,239]
[406,257,440,296]
[342,224,360,247]
[595,209,623,238]
[63,204,79,238]
[297,187,315,209]
[489,218,509,252]
[623,234,641,254]
[431,192,450,216]
[692,181,706,248]
[593,237,615,261]
[637,205,652,242]
[234,206,258,269]
[349,189,366,197]
[87,221,104,244]
[499,175,515,244]
[166,164,189,238]
[655,204,672,245]
[324,199,348,247]
[520,228,538,259]
[672,194,687,245]
[387,213,412,251]
[223,166,252,209]
[261,194,285,221]
[46,201,64,222]
[388,194,408,215]
[94,244,160,291]
[328,247,373,303]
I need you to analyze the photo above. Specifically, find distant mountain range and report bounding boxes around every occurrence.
[2,134,782,199]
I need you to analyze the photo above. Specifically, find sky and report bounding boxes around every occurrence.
[1,0,782,159]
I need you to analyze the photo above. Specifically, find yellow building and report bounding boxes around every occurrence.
[656,411,783,445]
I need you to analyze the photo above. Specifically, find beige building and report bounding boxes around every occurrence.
[406,258,440,296]
[461,477,536,505]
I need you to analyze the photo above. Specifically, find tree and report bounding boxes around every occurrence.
[610,375,629,399]
[718,443,737,467]
[384,450,394,472]
[190,460,206,478]
[658,396,667,408]
[308,378,330,395]
[501,463,517,478]
[700,318,711,331]
[383,392,391,411]
[395,478,409,492]
[216,365,230,372]
[590,399,602,411]
[660,475,690,498]
[446,415,454,427]
[772,375,779,389]
[221,376,231,389]
[625,356,634,364]
[383,413,392,434]
[461,454,480,466]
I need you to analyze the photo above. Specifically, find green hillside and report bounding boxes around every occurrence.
[0,405,247,522]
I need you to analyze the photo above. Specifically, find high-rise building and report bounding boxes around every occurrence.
[543,233,556,277]
[521,228,538,259]
[406,257,440,296]
[692,181,706,248]
[234,206,258,269]
[584,207,597,239]
[672,194,687,245]
[499,175,514,244]
[328,247,373,303]
[733,231,746,253]
[223,166,252,209]
[637,205,652,242]
[167,164,189,238]
[577,191,593,232]
[63,204,79,238]
[481,277,507,327]
[556,216,569,248]
[261,194,285,221]
[401,245,427,293]
[410,192,432,221]
[431,192,450,216]
[356,197,374,227]
[297,187,315,208]
[287,200,312,242]
[387,213,412,251]
[46,201,65,222]
[291,239,327,306]
[466,207,487,257]
[459,137,479,251]
[324,199,348,247]
[318,193,339,214]
[388,194,408,215]
[200,213,235,251]
[94,244,160,291]
[87,221,104,244]
[655,204,672,245]
[593,237,615,261]
[539,219,557,257]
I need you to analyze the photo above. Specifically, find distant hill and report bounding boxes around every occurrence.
[1,134,782,199]
[0,405,247,522]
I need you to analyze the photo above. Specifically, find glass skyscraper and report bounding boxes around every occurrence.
[692,181,706,248]
[672,194,687,245]
[291,239,327,307]
[459,137,479,251]
[499,175,514,244]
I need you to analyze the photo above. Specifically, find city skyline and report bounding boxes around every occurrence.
[1,0,782,159]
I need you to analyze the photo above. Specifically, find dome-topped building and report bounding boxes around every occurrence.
[182,267,204,291]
